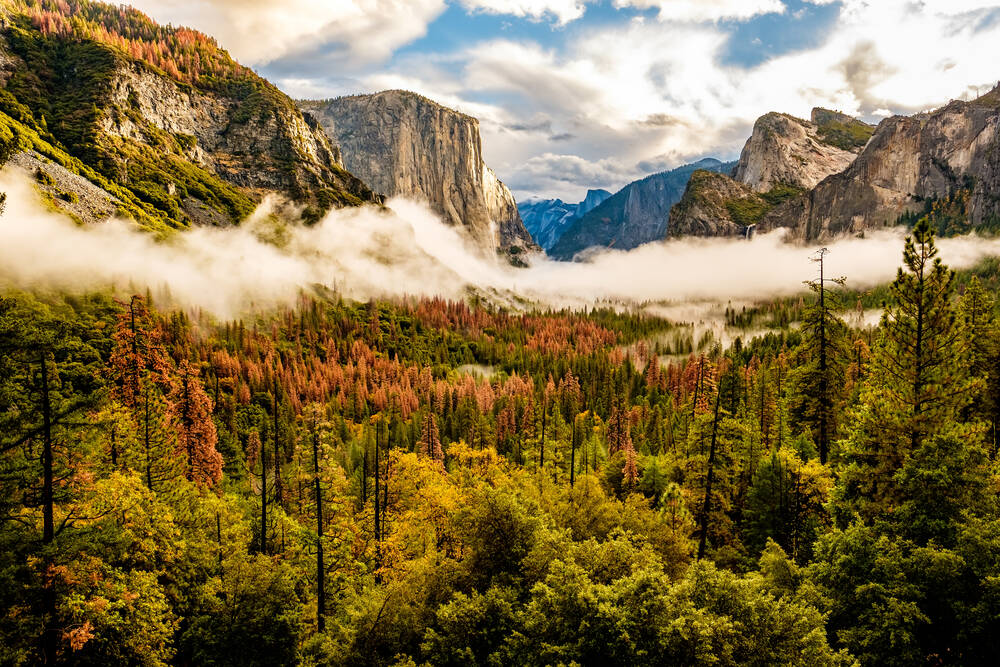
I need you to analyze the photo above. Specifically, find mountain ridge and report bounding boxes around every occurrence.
[0,0,377,230]
[549,158,735,259]
[760,85,1000,239]
[518,187,612,250]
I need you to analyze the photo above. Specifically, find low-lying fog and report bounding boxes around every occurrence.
[2,168,998,320]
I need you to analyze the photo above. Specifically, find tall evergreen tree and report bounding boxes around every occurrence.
[959,276,1000,452]
[417,412,443,461]
[108,295,171,409]
[836,219,980,524]
[790,249,849,464]
[170,360,222,487]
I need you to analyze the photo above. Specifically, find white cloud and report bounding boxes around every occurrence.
[126,0,447,66]
[461,0,589,24]
[894,0,1000,15]
[126,0,595,67]
[6,167,1000,313]
[509,152,636,194]
[614,0,786,22]
[421,0,1000,199]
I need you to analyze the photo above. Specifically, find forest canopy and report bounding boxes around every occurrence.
[3,220,1000,666]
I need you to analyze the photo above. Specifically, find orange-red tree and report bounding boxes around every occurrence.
[170,360,222,487]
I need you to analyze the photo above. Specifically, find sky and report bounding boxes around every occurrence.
[127,0,1000,203]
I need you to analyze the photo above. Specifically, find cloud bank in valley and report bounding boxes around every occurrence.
[2,169,999,319]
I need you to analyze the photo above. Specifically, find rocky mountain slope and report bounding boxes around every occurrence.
[518,188,611,250]
[665,108,873,241]
[0,0,375,231]
[762,87,1000,240]
[732,108,872,192]
[301,91,535,254]
[549,158,734,259]
[667,170,774,238]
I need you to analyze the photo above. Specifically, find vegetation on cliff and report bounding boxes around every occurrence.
[811,108,875,151]
[0,0,373,231]
[669,170,804,234]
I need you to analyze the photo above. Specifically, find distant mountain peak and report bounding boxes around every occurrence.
[518,189,613,251]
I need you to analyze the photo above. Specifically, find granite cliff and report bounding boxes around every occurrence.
[763,88,1000,239]
[301,90,535,254]
[732,109,871,192]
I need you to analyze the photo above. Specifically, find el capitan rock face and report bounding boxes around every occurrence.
[301,90,535,254]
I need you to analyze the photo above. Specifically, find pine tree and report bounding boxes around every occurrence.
[697,381,724,560]
[247,429,269,554]
[134,379,181,492]
[107,296,182,490]
[789,249,849,464]
[621,433,638,488]
[836,219,980,523]
[306,406,326,632]
[108,295,171,409]
[417,412,443,462]
[959,276,1000,452]
[607,404,628,455]
[744,448,832,562]
[644,353,662,391]
[170,360,222,487]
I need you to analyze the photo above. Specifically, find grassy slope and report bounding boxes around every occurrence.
[811,108,875,151]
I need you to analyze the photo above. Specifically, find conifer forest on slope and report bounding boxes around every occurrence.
[5,217,1000,666]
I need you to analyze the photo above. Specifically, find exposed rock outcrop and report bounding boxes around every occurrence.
[99,62,369,205]
[301,90,535,253]
[667,170,769,238]
[732,109,870,192]
[483,165,534,253]
[0,6,376,230]
[549,158,733,259]
[764,87,1000,240]
[10,150,120,223]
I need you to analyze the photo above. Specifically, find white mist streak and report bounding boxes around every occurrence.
[2,168,1000,317]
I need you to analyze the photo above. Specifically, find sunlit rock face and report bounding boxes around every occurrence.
[302,90,536,254]
[763,90,1000,240]
[732,109,867,193]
